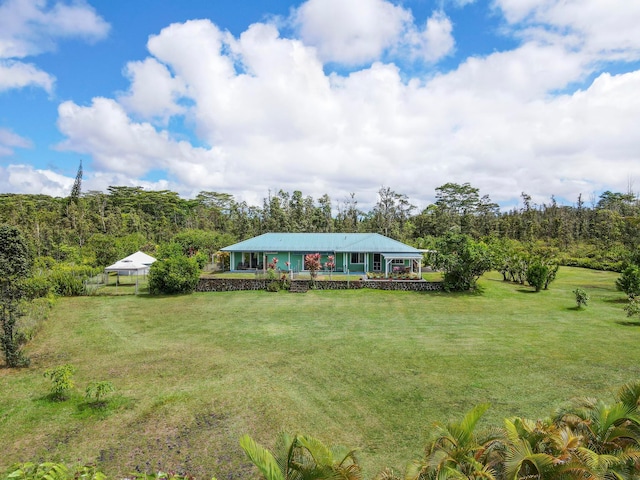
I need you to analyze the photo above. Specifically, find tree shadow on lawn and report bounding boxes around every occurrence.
[516,288,538,294]
[137,293,195,300]
[615,320,640,327]
[566,306,583,311]
[603,297,629,304]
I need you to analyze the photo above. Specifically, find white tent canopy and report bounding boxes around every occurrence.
[105,251,156,276]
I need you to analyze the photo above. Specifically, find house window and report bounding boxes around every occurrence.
[391,259,404,265]
[350,253,364,264]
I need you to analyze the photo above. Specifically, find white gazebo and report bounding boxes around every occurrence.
[104,251,157,284]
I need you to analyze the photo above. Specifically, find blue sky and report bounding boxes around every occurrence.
[1,0,639,210]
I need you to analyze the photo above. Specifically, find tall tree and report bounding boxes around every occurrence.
[69,160,83,205]
[371,186,415,239]
[0,225,31,367]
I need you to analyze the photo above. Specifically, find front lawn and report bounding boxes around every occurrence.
[1,267,637,478]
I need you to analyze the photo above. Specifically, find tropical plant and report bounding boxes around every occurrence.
[85,381,115,405]
[407,403,505,480]
[5,462,72,480]
[304,253,322,280]
[239,432,361,480]
[551,381,640,479]
[43,364,76,401]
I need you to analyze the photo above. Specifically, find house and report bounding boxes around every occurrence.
[221,233,424,277]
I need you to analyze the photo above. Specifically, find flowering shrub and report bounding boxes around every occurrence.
[304,253,322,279]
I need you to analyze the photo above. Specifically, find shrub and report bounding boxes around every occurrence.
[526,260,559,292]
[266,281,281,292]
[6,462,108,480]
[22,275,53,300]
[85,381,115,405]
[573,288,589,308]
[304,253,321,279]
[624,296,640,319]
[432,233,492,291]
[616,265,640,298]
[526,262,548,292]
[43,364,76,401]
[148,255,200,295]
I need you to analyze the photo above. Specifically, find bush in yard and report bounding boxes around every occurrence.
[266,280,281,292]
[148,255,200,295]
[526,259,559,292]
[85,381,115,406]
[432,233,492,291]
[43,364,76,401]
[624,296,640,319]
[526,261,549,292]
[616,265,640,298]
[573,288,589,308]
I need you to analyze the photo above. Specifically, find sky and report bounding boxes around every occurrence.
[1,0,640,211]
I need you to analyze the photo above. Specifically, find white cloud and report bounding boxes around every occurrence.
[0,164,181,197]
[0,0,108,94]
[56,97,226,188]
[51,10,640,208]
[0,128,32,156]
[0,164,72,196]
[495,0,640,62]
[0,0,110,59]
[0,59,53,92]
[402,10,455,63]
[291,0,412,65]
[118,58,187,122]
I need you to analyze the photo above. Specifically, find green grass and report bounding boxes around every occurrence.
[1,267,639,479]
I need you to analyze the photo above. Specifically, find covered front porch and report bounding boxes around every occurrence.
[381,252,423,278]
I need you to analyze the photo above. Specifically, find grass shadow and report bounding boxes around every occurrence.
[517,289,538,294]
[604,297,629,304]
[615,320,640,327]
[74,395,135,419]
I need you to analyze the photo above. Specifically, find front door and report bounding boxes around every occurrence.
[373,254,381,272]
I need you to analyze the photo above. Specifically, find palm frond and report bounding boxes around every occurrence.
[505,439,555,480]
[374,467,403,480]
[457,404,491,446]
[296,436,333,468]
[239,434,286,480]
[617,382,640,412]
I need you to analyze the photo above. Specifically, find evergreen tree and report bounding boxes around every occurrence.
[0,225,31,367]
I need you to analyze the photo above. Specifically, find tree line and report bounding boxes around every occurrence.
[1,181,639,270]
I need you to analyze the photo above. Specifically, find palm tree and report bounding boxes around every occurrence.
[503,417,587,480]
[240,433,300,480]
[240,433,362,480]
[550,382,640,479]
[407,404,505,480]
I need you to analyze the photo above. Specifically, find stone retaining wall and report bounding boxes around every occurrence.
[196,278,443,292]
[197,278,267,292]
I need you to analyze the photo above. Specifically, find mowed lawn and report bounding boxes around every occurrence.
[1,267,639,479]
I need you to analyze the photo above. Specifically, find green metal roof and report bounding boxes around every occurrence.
[221,233,422,254]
